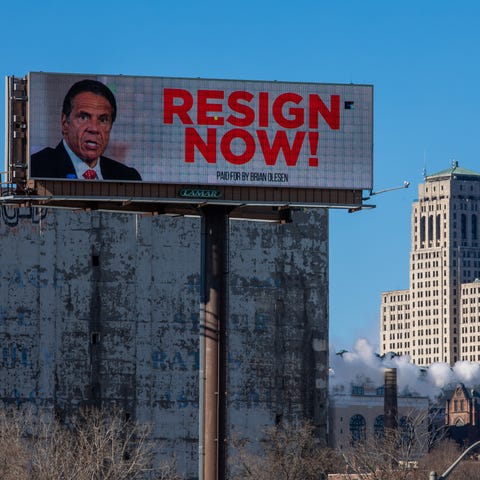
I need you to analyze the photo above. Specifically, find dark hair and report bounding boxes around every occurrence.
[62,79,117,123]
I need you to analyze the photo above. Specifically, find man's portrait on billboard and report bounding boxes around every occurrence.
[27,73,373,190]
[30,79,142,181]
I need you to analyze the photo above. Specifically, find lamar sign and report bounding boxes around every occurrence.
[27,73,373,191]
[179,188,222,199]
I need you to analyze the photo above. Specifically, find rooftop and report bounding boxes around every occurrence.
[426,160,480,181]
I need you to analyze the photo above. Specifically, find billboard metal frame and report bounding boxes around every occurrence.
[3,74,375,219]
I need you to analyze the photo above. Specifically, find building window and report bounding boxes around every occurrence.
[374,415,385,438]
[399,416,415,445]
[351,385,365,395]
[350,414,366,444]
[420,216,425,244]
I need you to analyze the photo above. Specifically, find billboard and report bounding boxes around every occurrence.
[27,72,373,190]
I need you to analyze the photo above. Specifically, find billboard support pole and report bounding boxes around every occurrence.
[5,76,28,191]
[199,206,230,480]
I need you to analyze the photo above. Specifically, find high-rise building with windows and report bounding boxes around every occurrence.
[381,161,480,366]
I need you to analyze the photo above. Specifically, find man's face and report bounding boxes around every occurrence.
[62,91,113,165]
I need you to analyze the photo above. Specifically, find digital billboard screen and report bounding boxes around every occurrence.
[28,72,373,190]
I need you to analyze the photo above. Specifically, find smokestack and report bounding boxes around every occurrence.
[384,368,398,432]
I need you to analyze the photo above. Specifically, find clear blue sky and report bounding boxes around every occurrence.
[1,1,479,352]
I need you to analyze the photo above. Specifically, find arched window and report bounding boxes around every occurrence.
[350,414,366,444]
[436,214,441,241]
[374,415,384,438]
[472,215,477,240]
[420,217,425,244]
[399,416,414,445]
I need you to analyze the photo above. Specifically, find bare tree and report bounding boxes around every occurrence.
[28,406,153,479]
[157,457,185,480]
[341,410,444,480]
[0,405,183,480]
[231,420,341,480]
[0,407,30,480]
[413,438,480,480]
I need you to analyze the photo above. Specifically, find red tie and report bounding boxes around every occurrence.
[83,169,98,180]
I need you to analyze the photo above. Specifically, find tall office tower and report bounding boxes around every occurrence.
[381,161,480,366]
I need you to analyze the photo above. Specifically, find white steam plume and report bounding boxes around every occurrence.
[330,338,480,399]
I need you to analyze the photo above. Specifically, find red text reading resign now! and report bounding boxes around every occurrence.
[163,88,341,167]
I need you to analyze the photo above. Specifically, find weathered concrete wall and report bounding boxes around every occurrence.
[0,204,328,478]
[228,212,329,439]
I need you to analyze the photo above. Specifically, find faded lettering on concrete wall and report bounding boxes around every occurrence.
[1,205,48,228]
[0,207,329,478]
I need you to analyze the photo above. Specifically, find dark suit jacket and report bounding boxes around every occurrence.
[30,142,142,181]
